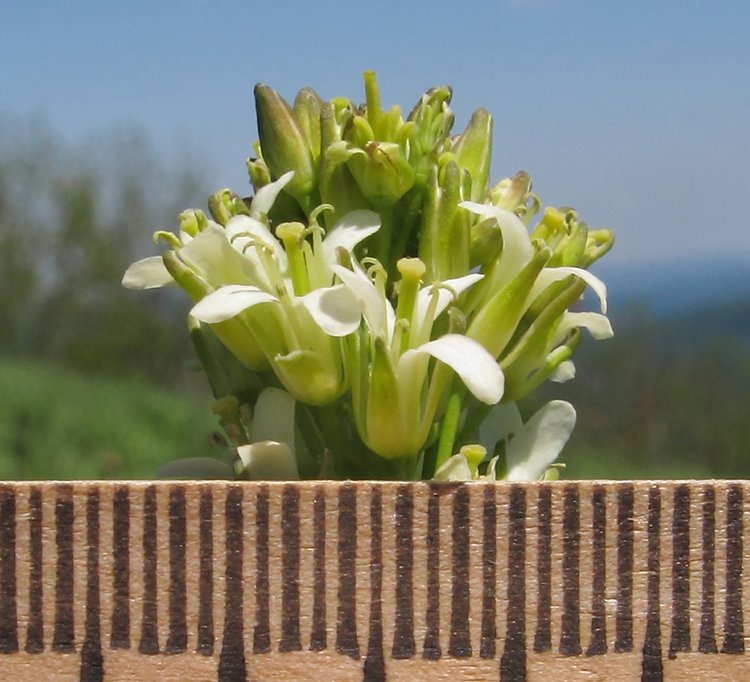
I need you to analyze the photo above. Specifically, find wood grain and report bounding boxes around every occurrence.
[0,480,747,681]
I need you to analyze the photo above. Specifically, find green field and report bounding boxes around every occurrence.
[0,358,220,479]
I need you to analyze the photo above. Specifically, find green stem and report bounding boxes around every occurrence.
[374,205,395,270]
[434,391,462,473]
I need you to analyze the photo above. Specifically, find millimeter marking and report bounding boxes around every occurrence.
[0,481,748,681]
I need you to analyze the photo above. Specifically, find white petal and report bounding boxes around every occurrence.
[302,285,362,337]
[549,360,576,383]
[253,387,296,450]
[330,264,384,335]
[484,456,500,481]
[506,400,576,481]
[190,284,277,323]
[530,266,608,314]
[433,454,473,481]
[179,224,253,286]
[552,311,614,346]
[408,334,504,404]
[249,170,294,218]
[459,202,534,284]
[224,213,288,277]
[416,273,484,320]
[321,210,381,266]
[237,441,300,480]
[122,256,175,289]
[479,402,524,455]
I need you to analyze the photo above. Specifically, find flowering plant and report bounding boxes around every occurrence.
[124,71,613,481]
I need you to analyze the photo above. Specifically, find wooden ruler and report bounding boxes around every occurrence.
[0,481,746,681]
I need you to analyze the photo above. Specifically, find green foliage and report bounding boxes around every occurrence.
[0,359,219,479]
[0,116,210,386]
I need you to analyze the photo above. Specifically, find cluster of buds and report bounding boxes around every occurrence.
[124,72,614,481]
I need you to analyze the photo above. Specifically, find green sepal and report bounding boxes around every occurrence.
[293,87,323,165]
[467,244,551,358]
[451,107,493,203]
[365,337,406,459]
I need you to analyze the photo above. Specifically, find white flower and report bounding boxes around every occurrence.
[306,259,504,458]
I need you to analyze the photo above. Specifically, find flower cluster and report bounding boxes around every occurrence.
[124,71,613,481]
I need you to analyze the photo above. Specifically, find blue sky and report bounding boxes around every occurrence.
[2,0,749,267]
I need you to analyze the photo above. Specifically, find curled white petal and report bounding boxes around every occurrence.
[530,266,608,314]
[249,170,294,218]
[459,202,534,282]
[302,285,362,337]
[253,387,296,450]
[505,400,576,481]
[190,285,277,323]
[549,360,576,383]
[416,273,484,320]
[122,256,175,289]
[406,334,504,404]
[321,210,381,266]
[555,312,614,345]
[237,441,300,480]
[330,264,384,335]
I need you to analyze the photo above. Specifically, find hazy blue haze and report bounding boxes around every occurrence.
[3,0,749,269]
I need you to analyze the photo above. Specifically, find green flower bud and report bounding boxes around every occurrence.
[293,87,323,165]
[490,171,532,211]
[581,228,615,267]
[246,156,271,192]
[318,101,369,224]
[450,108,493,203]
[418,161,469,282]
[178,208,209,237]
[254,83,317,211]
[470,218,504,268]
[346,141,415,207]
[208,189,250,226]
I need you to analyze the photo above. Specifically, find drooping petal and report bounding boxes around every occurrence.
[237,441,300,480]
[122,256,175,289]
[301,285,362,337]
[550,311,614,348]
[530,266,608,314]
[416,272,484,320]
[433,453,473,481]
[190,285,277,323]
[459,202,535,285]
[321,209,381,266]
[253,387,296,452]
[405,334,504,404]
[549,360,576,383]
[249,170,295,218]
[330,264,384,335]
[505,400,576,481]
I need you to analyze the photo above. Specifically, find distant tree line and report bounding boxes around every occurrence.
[0,115,213,387]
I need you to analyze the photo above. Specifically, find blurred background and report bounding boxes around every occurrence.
[1,0,749,479]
